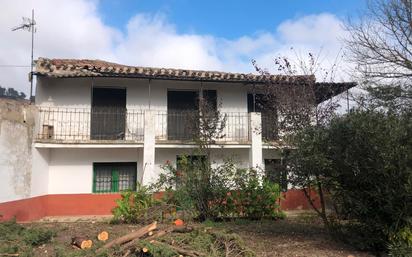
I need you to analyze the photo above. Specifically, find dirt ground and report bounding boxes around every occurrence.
[213,212,374,257]
[6,212,374,257]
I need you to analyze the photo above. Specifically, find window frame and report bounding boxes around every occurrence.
[92,162,137,193]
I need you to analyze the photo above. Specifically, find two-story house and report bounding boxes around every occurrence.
[0,58,354,221]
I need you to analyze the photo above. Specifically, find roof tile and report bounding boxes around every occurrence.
[35,57,315,84]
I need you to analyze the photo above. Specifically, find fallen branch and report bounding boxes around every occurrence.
[100,221,157,251]
[120,225,194,253]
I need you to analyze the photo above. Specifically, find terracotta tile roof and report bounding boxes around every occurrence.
[34,58,315,84]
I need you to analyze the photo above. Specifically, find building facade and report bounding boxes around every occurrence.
[0,58,353,221]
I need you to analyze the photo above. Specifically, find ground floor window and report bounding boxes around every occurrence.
[264,159,288,192]
[176,155,208,186]
[93,162,137,193]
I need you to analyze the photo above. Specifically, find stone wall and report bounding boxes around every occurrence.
[0,98,36,202]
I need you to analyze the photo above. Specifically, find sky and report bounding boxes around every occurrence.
[0,0,365,95]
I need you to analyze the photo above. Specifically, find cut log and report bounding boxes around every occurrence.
[71,237,93,249]
[142,247,149,253]
[97,231,109,241]
[100,221,157,250]
[174,219,184,226]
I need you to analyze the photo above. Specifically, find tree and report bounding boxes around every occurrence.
[288,109,412,253]
[345,0,412,111]
[0,85,26,100]
[251,52,345,225]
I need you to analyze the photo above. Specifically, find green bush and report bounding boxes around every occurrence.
[288,109,412,253]
[221,169,283,220]
[112,183,162,223]
[23,227,55,246]
[388,226,412,257]
[155,157,283,220]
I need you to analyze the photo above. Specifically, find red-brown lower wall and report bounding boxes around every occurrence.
[0,189,316,222]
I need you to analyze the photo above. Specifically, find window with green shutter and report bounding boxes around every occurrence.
[93,162,137,193]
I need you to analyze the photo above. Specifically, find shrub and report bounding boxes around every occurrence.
[221,169,283,220]
[155,157,283,221]
[23,227,55,246]
[288,109,412,253]
[112,183,164,223]
[388,226,412,257]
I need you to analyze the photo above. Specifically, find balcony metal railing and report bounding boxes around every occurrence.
[35,107,253,143]
[155,111,250,143]
[36,107,144,142]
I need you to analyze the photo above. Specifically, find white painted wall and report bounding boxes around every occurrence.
[45,147,251,192]
[48,148,143,194]
[36,77,248,112]
[147,148,251,185]
[30,148,50,197]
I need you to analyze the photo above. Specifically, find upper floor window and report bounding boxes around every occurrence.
[167,90,217,140]
[247,93,278,141]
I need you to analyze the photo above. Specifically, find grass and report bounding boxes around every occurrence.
[0,219,56,257]
[0,212,373,257]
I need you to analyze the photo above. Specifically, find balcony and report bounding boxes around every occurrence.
[35,107,252,144]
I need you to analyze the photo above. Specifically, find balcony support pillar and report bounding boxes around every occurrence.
[142,110,156,185]
[249,112,263,171]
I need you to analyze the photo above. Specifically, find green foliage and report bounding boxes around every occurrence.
[0,219,55,256]
[155,157,283,221]
[134,227,255,257]
[222,169,283,220]
[288,109,412,253]
[388,226,412,257]
[23,227,55,246]
[112,183,162,223]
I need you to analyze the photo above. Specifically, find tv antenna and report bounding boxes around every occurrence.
[12,9,36,102]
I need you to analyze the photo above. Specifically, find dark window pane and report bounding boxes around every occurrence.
[264,159,287,192]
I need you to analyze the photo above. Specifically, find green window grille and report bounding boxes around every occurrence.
[93,162,137,193]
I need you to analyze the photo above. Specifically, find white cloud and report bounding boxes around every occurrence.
[0,0,349,95]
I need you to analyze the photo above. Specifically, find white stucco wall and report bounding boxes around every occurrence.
[36,77,248,112]
[45,147,253,192]
[30,147,50,197]
[48,148,143,194]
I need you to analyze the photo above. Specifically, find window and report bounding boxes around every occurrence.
[176,155,208,186]
[167,90,217,140]
[264,159,287,192]
[91,87,127,140]
[247,93,278,141]
[93,162,137,193]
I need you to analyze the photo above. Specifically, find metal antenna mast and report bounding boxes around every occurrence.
[12,9,36,102]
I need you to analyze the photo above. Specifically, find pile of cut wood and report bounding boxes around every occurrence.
[70,220,255,257]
